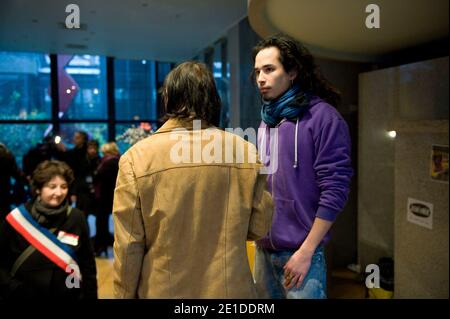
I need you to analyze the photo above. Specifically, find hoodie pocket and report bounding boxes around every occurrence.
[270,197,309,248]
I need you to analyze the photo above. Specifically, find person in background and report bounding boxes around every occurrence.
[86,139,102,219]
[112,61,273,298]
[0,160,97,299]
[93,142,120,257]
[252,34,353,299]
[0,143,25,220]
[87,140,102,175]
[57,131,93,217]
[22,135,61,181]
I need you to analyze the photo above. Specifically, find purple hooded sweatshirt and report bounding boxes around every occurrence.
[256,97,353,251]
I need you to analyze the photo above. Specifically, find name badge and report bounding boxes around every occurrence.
[57,231,79,246]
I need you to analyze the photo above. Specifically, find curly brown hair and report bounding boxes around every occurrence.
[31,160,74,197]
[252,34,341,106]
[162,61,222,126]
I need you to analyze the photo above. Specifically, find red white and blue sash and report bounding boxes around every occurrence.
[6,205,81,280]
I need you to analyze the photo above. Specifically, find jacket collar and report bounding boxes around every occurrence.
[154,118,215,134]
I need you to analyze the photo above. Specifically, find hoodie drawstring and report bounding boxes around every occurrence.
[261,119,299,169]
[293,118,299,168]
[260,126,267,164]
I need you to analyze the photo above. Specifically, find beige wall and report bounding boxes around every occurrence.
[394,120,448,298]
[358,67,397,268]
[359,57,449,298]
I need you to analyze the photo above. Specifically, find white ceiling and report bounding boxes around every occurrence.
[0,0,247,62]
[248,0,449,62]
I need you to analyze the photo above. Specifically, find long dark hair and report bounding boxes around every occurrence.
[252,34,341,106]
[162,61,222,126]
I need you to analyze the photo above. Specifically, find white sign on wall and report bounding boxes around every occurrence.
[407,198,433,230]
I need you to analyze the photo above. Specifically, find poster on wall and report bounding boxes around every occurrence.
[407,198,433,230]
[430,145,449,183]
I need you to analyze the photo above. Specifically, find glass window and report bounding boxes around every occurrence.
[115,59,157,121]
[156,62,173,117]
[58,55,107,120]
[0,52,52,120]
[213,40,230,128]
[115,122,157,154]
[157,62,172,85]
[203,47,214,70]
[1,52,175,168]
[0,124,52,168]
[59,123,108,150]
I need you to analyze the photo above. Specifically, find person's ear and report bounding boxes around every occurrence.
[288,69,298,82]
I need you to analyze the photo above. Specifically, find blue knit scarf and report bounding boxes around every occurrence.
[261,84,311,127]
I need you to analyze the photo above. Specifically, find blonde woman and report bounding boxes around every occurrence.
[93,142,120,257]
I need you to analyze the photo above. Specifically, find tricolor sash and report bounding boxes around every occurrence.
[6,205,81,280]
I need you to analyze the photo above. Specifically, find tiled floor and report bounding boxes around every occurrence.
[95,248,115,299]
[88,215,115,298]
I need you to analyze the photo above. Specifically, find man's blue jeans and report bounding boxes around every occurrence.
[254,245,327,299]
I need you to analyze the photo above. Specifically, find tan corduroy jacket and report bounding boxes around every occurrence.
[113,118,273,298]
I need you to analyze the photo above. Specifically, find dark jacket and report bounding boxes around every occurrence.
[0,201,98,299]
[94,155,120,215]
[58,146,93,214]
[0,145,23,219]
